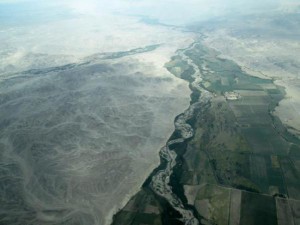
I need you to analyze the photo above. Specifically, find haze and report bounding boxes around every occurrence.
[0,0,299,225]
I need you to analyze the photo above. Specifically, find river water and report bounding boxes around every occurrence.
[149,42,213,225]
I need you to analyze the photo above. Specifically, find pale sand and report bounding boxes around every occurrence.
[0,13,194,76]
[105,40,194,225]
[274,79,300,136]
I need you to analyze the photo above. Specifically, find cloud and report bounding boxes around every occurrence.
[57,0,282,25]
[0,0,285,25]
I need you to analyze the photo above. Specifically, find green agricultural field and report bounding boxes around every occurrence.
[180,42,300,224]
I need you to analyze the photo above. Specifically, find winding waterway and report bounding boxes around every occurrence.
[149,42,213,225]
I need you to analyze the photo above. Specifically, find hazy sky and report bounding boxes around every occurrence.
[1,0,292,26]
[57,0,284,24]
